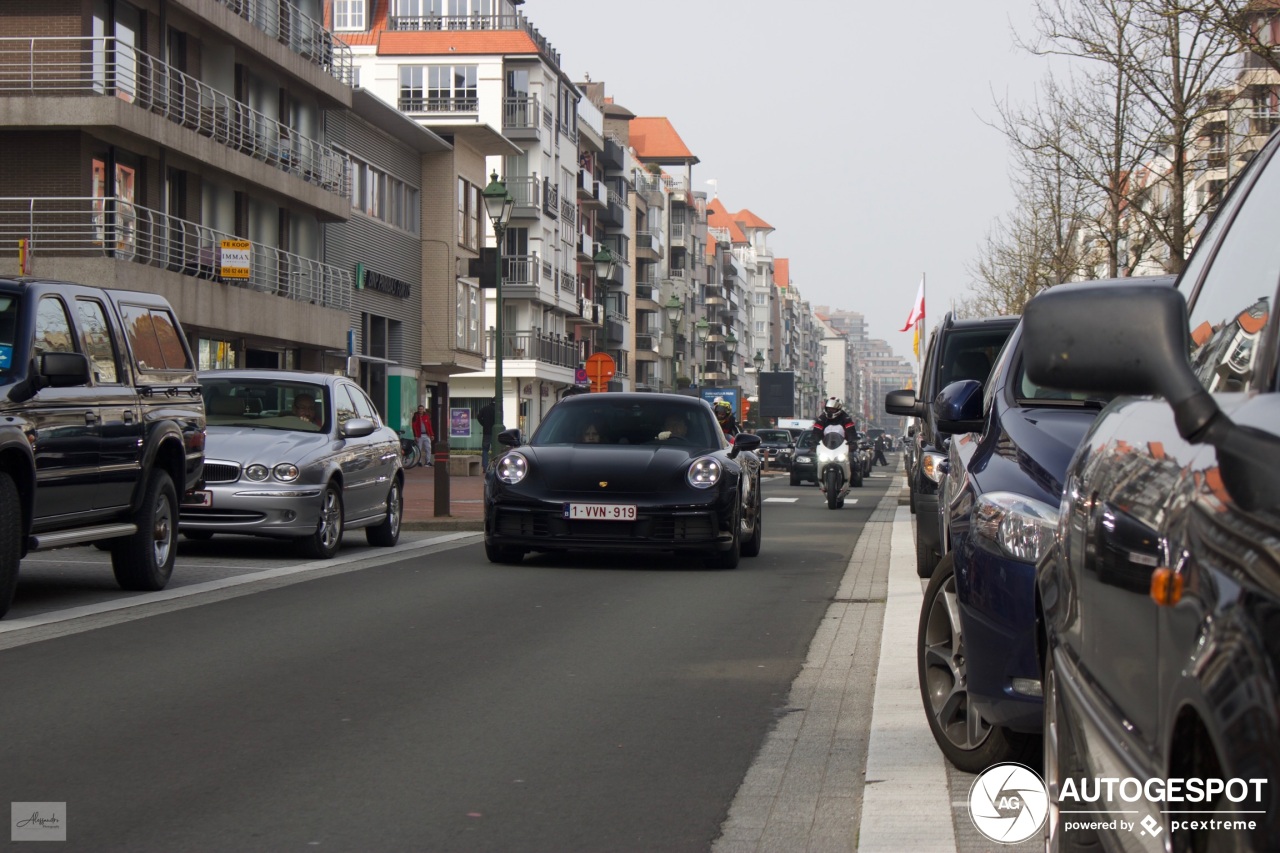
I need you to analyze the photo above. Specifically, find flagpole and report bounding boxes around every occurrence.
[918,272,925,381]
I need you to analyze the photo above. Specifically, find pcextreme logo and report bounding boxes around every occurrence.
[968,763,1049,844]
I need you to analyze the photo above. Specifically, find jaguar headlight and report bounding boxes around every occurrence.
[497,452,527,485]
[688,456,721,489]
[973,492,1060,563]
[273,463,300,482]
[245,464,270,482]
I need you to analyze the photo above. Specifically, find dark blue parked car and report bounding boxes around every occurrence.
[914,283,1168,774]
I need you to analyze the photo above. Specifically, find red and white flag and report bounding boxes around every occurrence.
[900,278,925,332]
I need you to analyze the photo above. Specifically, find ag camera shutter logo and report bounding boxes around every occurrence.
[968,763,1049,844]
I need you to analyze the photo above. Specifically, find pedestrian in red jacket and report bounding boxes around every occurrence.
[412,404,435,467]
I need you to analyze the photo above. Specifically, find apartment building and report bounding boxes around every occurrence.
[339,0,586,436]
[1,0,359,372]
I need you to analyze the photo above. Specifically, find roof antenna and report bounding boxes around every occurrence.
[706,178,718,198]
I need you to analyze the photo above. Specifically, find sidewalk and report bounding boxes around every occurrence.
[401,461,486,531]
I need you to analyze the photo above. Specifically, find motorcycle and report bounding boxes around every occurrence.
[816,425,860,509]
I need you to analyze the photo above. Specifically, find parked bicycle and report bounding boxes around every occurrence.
[400,435,422,469]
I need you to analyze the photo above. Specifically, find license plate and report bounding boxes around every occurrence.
[564,503,637,521]
[183,490,212,507]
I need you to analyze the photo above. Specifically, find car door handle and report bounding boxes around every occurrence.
[84,411,97,425]
[123,410,134,423]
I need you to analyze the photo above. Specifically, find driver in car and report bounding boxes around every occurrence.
[657,412,689,441]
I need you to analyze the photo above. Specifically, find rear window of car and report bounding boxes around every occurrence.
[935,327,1014,392]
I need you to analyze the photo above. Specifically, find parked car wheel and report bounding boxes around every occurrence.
[111,470,178,591]
[1043,646,1100,852]
[300,482,344,559]
[918,554,1036,774]
[915,530,937,578]
[0,472,20,618]
[365,480,402,547]
[741,491,762,558]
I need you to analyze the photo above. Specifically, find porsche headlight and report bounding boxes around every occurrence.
[688,456,722,488]
[273,463,300,482]
[921,451,947,484]
[497,452,528,485]
[245,464,270,482]
[973,492,1060,563]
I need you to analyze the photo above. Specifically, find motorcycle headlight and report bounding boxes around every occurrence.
[688,456,721,489]
[245,464,269,482]
[273,463,300,482]
[973,492,1060,563]
[496,452,528,485]
[921,451,947,484]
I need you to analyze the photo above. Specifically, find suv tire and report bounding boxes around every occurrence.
[0,472,21,618]
[111,470,178,591]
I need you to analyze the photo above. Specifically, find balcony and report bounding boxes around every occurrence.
[559,269,577,294]
[486,329,581,369]
[0,196,352,308]
[599,188,627,229]
[634,171,666,207]
[384,10,562,69]
[577,167,600,203]
[501,253,540,290]
[0,37,349,197]
[634,284,660,309]
[398,95,479,115]
[568,297,604,328]
[502,94,540,140]
[504,176,540,220]
[635,229,664,261]
[213,0,354,85]
[541,177,560,220]
[561,197,576,226]
[602,135,626,171]
[670,220,689,248]
[577,228,592,261]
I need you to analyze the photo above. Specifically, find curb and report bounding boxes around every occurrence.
[402,520,484,532]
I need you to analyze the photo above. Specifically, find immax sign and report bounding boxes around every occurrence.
[355,263,412,299]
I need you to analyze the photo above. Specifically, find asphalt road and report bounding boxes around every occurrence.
[2,471,896,852]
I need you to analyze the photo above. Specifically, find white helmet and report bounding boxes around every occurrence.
[824,396,843,416]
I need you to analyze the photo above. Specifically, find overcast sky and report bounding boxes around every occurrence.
[526,0,1046,361]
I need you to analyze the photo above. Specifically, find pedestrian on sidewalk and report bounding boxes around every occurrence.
[413,404,435,466]
[478,399,495,470]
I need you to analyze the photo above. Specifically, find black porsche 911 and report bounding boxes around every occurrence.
[484,393,763,569]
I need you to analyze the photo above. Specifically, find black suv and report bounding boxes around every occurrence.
[0,279,205,618]
[885,312,1017,576]
[1024,128,1280,851]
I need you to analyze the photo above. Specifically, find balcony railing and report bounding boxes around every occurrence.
[542,178,559,219]
[385,12,562,70]
[213,0,353,85]
[486,329,581,368]
[0,196,352,308]
[503,94,539,130]
[505,175,539,211]
[560,270,576,293]
[0,37,348,195]
[398,95,478,114]
[503,253,539,286]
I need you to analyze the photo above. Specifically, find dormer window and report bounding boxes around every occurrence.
[333,0,367,31]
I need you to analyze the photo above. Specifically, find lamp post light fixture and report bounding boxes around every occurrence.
[592,244,617,282]
[723,332,738,355]
[695,318,711,342]
[482,170,514,461]
[663,294,683,327]
[753,350,765,372]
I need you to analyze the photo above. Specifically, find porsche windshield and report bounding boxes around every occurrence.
[535,400,721,448]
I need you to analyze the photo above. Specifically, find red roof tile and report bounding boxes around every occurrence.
[775,258,790,288]
[376,30,543,55]
[629,117,699,163]
[706,198,748,244]
[735,208,774,230]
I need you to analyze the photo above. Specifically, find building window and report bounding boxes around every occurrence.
[457,279,481,352]
[333,0,366,31]
[457,178,482,250]
[197,337,237,370]
[344,152,420,235]
[429,65,478,111]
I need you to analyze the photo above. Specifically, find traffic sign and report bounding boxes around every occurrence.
[584,352,616,392]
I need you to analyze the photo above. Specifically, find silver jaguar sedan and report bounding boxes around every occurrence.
[180,370,404,558]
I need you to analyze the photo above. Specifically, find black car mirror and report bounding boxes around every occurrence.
[885,389,924,417]
[39,352,92,388]
[1024,281,1280,511]
[498,427,523,448]
[933,379,984,435]
[730,432,762,459]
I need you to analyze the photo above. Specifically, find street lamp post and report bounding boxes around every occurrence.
[695,318,710,389]
[483,171,514,461]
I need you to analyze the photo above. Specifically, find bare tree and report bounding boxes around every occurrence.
[1177,0,1280,76]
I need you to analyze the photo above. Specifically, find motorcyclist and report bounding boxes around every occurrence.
[814,397,857,445]
[713,397,740,438]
